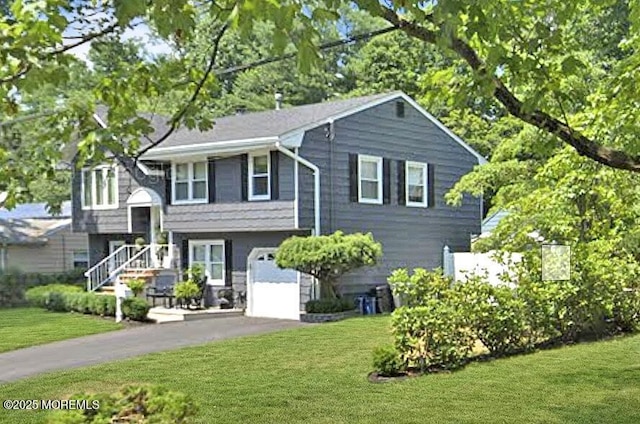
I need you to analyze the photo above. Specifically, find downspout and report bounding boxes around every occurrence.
[275,142,320,236]
[293,148,299,229]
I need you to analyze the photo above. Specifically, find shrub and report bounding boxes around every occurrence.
[276,231,382,298]
[122,297,150,321]
[25,284,83,308]
[305,298,354,313]
[48,384,198,423]
[0,268,85,307]
[126,278,146,296]
[93,294,116,317]
[388,268,454,307]
[372,345,406,376]
[460,277,531,356]
[391,302,474,372]
[174,280,200,300]
[45,291,68,312]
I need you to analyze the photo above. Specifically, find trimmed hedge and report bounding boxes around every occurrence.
[25,284,83,308]
[0,268,85,307]
[305,298,354,313]
[27,286,148,322]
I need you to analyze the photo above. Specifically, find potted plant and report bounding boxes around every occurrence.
[155,231,170,267]
[217,288,234,309]
[126,278,146,297]
[134,237,146,252]
[174,280,200,309]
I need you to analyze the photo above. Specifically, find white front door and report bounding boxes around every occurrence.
[247,249,300,320]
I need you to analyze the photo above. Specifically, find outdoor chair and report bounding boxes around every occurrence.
[145,273,177,308]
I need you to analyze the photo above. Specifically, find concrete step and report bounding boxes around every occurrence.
[147,307,244,324]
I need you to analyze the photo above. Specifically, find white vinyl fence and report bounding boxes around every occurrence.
[443,245,522,286]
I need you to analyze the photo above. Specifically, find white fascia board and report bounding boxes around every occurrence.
[140,136,279,160]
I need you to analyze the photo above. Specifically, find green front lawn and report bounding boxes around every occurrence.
[0,316,639,423]
[0,308,123,353]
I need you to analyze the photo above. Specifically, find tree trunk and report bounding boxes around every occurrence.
[319,279,338,299]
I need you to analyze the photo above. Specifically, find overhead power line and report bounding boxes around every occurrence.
[213,25,399,76]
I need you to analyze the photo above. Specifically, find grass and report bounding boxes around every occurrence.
[0,316,639,423]
[0,308,123,353]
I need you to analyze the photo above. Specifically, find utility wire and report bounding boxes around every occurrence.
[213,25,399,76]
[1,25,401,129]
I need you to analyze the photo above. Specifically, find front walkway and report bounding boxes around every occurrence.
[0,316,303,383]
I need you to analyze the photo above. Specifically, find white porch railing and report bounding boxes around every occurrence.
[85,244,176,292]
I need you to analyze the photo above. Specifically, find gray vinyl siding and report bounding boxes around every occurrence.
[72,160,166,234]
[73,153,296,234]
[87,233,144,267]
[172,230,312,309]
[164,201,296,232]
[297,98,482,295]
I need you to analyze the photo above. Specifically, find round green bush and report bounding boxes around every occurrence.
[122,297,150,321]
[372,345,406,376]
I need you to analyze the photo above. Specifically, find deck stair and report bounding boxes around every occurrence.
[84,244,176,292]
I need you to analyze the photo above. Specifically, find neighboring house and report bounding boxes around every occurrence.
[73,91,486,319]
[0,201,89,273]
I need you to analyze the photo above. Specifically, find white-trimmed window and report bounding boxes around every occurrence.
[81,165,118,209]
[358,155,383,204]
[172,162,207,203]
[406,161,428,207]
[189,240,225,285]
[248,152,270,200]
[73,250,89,269]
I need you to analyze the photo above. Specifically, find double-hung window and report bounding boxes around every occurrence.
[81,165,118,209]
[173,162,207,203]
[406,161,428,207]
[358,155,383,204]
[73,250,89,269]
[189,240,225,285]
[248,152,270,200]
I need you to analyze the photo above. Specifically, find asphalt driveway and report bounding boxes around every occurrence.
[0,316,303,383]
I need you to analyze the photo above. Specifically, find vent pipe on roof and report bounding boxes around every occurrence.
[275,92,283,110]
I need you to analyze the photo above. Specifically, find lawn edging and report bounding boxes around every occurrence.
[300,309,358,323]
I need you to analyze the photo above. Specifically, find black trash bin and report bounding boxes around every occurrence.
[375,285,394,314]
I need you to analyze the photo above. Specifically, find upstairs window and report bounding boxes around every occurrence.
[406,161,428,207]
[173,162,207,203]
[358,155,383,204]
[248,153,270,200]
[81,165,118,209]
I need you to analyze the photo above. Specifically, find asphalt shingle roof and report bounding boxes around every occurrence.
[0,218,70,245]
[136,92,395,149]
[0,201,71,219]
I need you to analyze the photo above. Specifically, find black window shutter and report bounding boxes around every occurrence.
[165,165,172,205]
[181,239,189,274]
[224,240,233,287]
[427,163,436,208]
[349,153,358,202]
[383,158,391,204]
[397,160,406,205]
[270,151,279,200]
[240,154,248,201]
[207,158,216,203]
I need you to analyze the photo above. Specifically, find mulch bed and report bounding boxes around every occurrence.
[368,368,451,383]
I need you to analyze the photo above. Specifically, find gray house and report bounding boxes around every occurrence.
[73,91,485,320]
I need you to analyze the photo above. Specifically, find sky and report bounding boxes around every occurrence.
[67,22,173,64]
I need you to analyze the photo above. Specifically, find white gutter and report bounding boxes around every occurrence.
[141,136,280,160]
[275,142,320,236]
